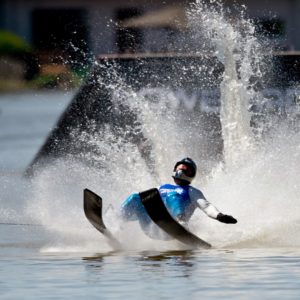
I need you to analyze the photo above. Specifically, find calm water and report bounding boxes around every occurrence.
[1,92,300,300]
[1,224,300,300]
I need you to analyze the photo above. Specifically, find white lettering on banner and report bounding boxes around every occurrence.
[285,88,300,115]
[176,89,198,111]
[139,87,180,109]
[260,88,284,113]
[113,87,300,115]
[199,89,220,113]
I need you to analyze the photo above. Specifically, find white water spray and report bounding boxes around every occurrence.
[187,1,300,248]
[1,1,300,251]
[24,1,300,250]
[188,1,266,169]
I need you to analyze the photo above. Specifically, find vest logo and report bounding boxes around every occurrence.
[175,188,184,194]
[160,187,184,195]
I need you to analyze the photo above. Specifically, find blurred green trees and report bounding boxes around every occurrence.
[0,30,32,55]
[0,30,39,81]
[0,30,85,90]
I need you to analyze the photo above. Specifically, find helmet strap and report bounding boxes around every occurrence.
[173,177,190,186]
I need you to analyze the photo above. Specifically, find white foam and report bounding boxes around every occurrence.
[1,1,300,251]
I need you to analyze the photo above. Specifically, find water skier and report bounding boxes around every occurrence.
[121,157,237,239]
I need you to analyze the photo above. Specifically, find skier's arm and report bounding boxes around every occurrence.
[190,188,237,224]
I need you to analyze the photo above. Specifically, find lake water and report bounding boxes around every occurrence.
[1,91,300,299]
[2,1,300,297]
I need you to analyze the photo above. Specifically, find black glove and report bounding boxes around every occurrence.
[217,213,237,224]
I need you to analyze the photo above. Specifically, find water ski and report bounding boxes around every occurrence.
[83,189,121,250]
[139,188,211,249]
[84,188,211,249]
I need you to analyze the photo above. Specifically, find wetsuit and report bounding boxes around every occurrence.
[121,183,220,239]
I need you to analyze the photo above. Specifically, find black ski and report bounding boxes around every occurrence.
[83,189,121,250]
[140,188,211,249]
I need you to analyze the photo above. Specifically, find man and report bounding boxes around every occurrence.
[121,157,237,239]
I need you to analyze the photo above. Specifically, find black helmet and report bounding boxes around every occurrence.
[173,157,197,184]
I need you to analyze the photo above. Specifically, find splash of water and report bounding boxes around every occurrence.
[188,0,267,169]
[186,1,300,248]
[1,0,300,252]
